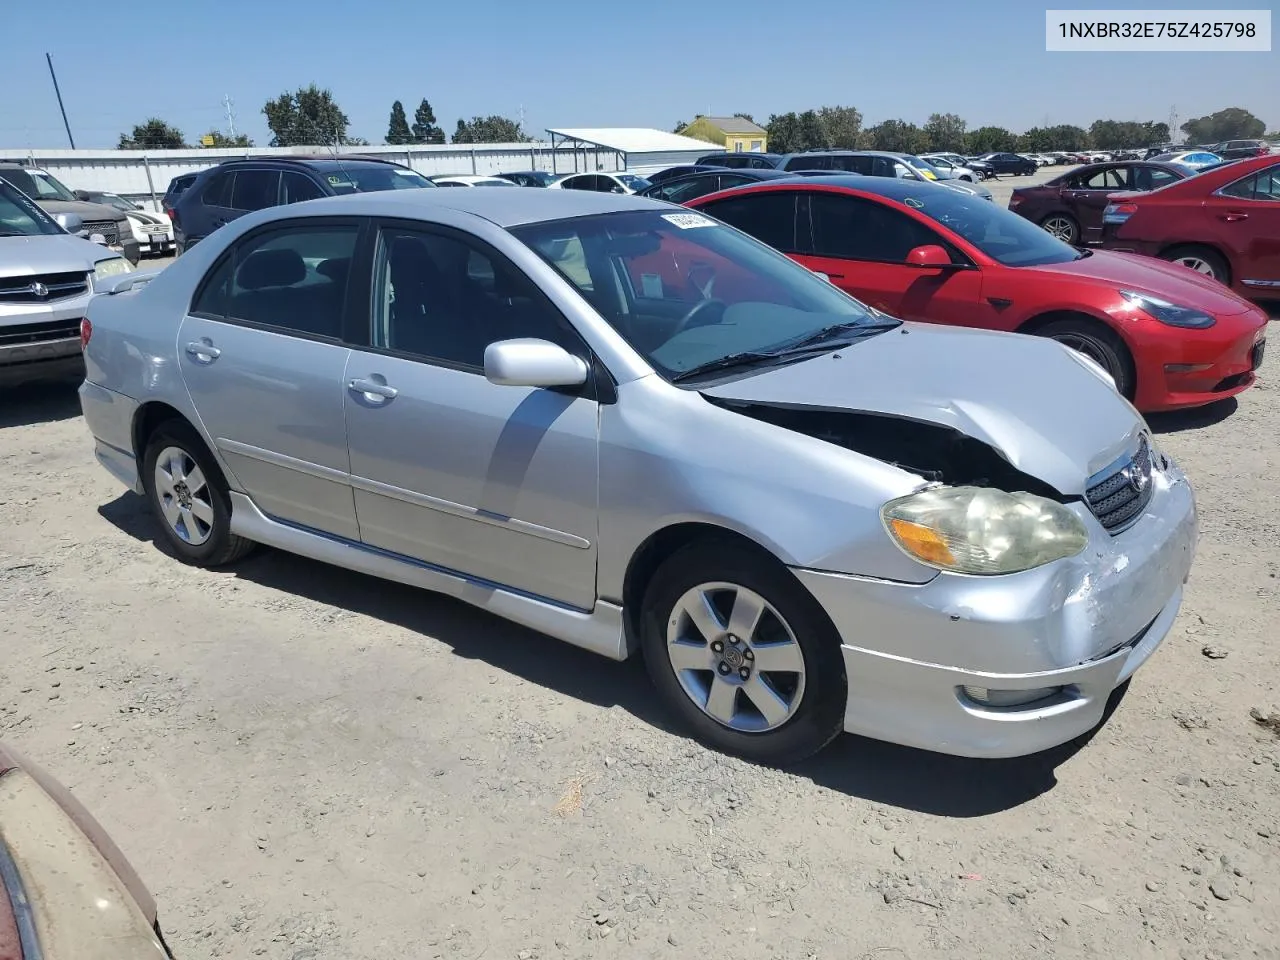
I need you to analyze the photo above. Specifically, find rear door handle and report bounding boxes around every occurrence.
[185,340,220,363]
[348,378,399,401]
[1219,211,1249,222]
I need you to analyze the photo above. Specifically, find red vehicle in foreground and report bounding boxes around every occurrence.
[1099,153,1280,298]
[684,176,1268,412]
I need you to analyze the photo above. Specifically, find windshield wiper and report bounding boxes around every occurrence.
[772,319,901,354]
[670,350,782,383]
[670,320,901,383]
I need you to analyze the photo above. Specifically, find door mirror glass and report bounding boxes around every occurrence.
[53,212,83,234]
[905,244,952,268]
[484,338,588,388]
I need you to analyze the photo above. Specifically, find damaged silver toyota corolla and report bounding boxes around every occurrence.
[79,190,1197,766]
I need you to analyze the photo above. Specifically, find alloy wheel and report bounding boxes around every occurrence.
[1042,216,1076,243]
[665,582,806,733]
[1172,255,1218,278]
[153,446,215,546]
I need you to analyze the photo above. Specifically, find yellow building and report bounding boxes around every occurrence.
[678,116,768,153]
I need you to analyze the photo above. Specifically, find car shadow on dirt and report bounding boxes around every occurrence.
[99,489,1116,817]
[0,380,83,428]
[1146,397,1239,434]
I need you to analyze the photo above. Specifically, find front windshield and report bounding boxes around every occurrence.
[102,193,141,211]
[0,180,62,236]
[28,171,78,202]
[901,187,1081,267]
[616,174,652,190]
[322,165,436,194]
[510,209,893,381]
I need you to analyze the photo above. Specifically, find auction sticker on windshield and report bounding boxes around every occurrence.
[662,213,717,230]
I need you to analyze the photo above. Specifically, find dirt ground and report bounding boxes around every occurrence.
[2,269,1279,958]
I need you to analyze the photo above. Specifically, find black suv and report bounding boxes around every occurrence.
[172,156,435,253]
[694,151,785,170]
[1209,139,1271,161]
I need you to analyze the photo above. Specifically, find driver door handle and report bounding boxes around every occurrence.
[348,378,399,401]
[185,340,220,363]
[1219,211,1248,222]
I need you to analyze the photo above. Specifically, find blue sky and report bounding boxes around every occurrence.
[1,0,1274,149]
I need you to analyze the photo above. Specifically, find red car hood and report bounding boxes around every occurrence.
[1027,249,1255,316]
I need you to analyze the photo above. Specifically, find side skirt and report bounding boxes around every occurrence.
[228,492,629,661]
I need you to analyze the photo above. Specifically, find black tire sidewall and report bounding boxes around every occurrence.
[639,541,847,766]
[142,422,237,566]
[1038,319,1136,399]
[1165,246,1229,284]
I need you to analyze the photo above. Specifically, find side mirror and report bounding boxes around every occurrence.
[53,212,83,234]
[484,338,588,388]
[810,270,830,282]
[905,244,953,269]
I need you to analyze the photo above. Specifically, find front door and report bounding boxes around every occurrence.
[1209,162,1280,290]
[796,192,986,327]
[177,218,362,539]
[342,221,600,610]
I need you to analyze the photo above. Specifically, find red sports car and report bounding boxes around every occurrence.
[684,177,1268,412]
[1099,153,1280,298]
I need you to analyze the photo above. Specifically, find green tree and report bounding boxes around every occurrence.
[866,119,928,153]
[263,85,351,147]
[796,110,828,151]
[923,112,967,153]
[452,115,529,143]
[764,113,802,153]
[672,120,690,134]
[817,105,862,149]
[386,100,412,145]
[1181,107,1264,143]
[117,118,187,149]
[412,99,446,144]
[966,125,1017,153]
[199,130,254,148]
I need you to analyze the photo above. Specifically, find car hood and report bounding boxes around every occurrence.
[0,234,116,278]
[33,199,128,221]
[125,209,171,226]
[1027,249,1256,315]
[700,322,1144,496]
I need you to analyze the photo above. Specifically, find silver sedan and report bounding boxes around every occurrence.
[79,188,1196,765]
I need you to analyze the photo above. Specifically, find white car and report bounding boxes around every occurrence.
[77,191,175,257]
[428,175,519,188]
[547,171,653,194]
[919,154,981,182]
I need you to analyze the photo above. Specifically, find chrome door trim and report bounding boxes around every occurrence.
[348,474,592,550]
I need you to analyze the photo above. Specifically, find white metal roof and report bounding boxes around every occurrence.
[546,128,716,155]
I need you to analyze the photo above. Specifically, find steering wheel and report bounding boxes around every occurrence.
[670,298,727,338]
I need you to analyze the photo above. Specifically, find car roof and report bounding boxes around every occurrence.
[277,184,661,227]
[214,156,410,171]
[710,174,948,201]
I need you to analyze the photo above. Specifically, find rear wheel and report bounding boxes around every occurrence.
[142,420,255,567]
[1040,213,1080,245]
[1033,317,1135,399]
[1161,245,1230,285]
[639,540,847,766]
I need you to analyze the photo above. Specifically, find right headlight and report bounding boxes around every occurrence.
[882,486,1089,575]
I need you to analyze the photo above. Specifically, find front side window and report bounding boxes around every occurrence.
[696,191,799,251]
[809,193,951,262]
[511,209,889,380]
[230,170,280,212]
[372,227,574,369]
[903,187,1082,267]
[191,223,358,339]
[654,175,721,204]
[282,172,325,204]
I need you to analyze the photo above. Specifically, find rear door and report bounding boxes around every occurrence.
[1066,165,1131,242]
[797,192,986,326]
[1209,163,1280,290]
[177,217,363,538]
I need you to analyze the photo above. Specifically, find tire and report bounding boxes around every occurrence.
[639,539,847,766]
[142,419,255,567]
[1033,317,1136,399]
[1040,213,1080,245]
[1160,245,1230,285]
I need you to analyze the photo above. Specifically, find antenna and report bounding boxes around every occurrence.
[223,95,237,139]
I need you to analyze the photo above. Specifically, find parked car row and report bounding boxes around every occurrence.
[0,162,140,264]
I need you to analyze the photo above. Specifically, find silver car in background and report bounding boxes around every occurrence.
[79,188,1196,765]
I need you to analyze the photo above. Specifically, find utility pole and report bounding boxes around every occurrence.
[223,95,237,139]
[45,53,75,149]
[1168,104,1178,143]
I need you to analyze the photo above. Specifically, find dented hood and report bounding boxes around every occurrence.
[700,322,1144,496]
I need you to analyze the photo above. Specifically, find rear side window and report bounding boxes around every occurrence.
[230,170,280,211]
[190,222,359,340]
[201,172,233,207]
[698,192,799,251]
[809,193,949,263]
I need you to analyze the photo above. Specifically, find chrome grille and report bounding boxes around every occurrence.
[1085,437,1155,533]
[0,271,90,304]
[81,220,121,245]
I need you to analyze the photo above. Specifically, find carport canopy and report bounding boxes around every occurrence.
[545,128,717,173]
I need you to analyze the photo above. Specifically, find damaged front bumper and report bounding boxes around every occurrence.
[795,458,1197,758]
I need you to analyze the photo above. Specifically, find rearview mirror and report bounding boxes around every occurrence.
[53,212,83,234]
[905,244,953,269]
[484,339,588,388]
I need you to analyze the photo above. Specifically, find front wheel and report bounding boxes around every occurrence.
[639,540,847,766]
[1033,317,1136,399]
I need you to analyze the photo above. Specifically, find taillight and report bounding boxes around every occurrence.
[168,206,179,230]
[80,319,92,349]
[1103,202,1138,225]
